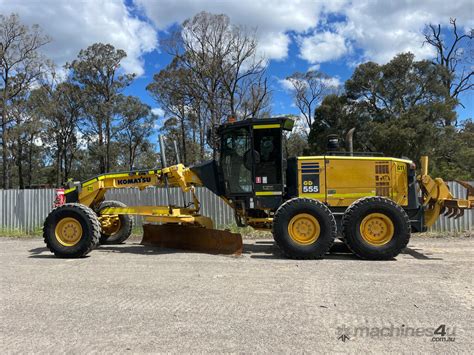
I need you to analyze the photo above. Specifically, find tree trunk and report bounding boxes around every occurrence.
[129,138,134,170]
[27,136,34,187]
[98,116,105,173]
[1,119,7,189]
[105,116,111,172]
[17,136,24,189]
[180,117,187,164]
[1,83,9,189]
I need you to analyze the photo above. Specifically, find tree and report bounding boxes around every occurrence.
[286,70,337,131]
[308,94,366,154]
[29,73,85,186]
[341,53,456,162]
[115,95,155,170]
[147,58,195,164]
[9,93,42,188]
[424,18,473,108]
[161,11,270,159]
[430,119,474,180]
[68,43,134,173]
[0,13,50,188]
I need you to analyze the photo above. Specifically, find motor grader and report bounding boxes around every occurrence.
[44,117,473,259]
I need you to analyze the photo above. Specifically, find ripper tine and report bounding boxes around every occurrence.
[442,207,449,216]
[443,207,452,217]
[454,208,464,219]
[447,208,456,218]
[440,206,446,215]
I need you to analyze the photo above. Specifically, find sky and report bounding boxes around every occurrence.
[3,0,473,125]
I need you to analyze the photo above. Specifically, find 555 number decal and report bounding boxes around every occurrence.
[302,179,319,193]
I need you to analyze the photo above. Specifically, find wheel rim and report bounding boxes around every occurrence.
[359,213,394,246]
[101,216,121,236]
[288,213,320,245]
[55,217,83,246]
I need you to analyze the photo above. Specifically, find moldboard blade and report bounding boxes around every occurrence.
[141,224,243,255]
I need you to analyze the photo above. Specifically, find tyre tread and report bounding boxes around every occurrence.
[273,197,336,259]
[341,196,410,260]
[43,203,101,258]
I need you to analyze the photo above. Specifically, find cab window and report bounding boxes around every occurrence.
[220,128,252,193]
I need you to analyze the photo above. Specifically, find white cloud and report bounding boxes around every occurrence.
[151,107,165,117]
[133,0,343,61]
[3,0,472,77]
[338,0,474,63]
[2,0,158,76]
[278,78,296,92]
[278,75,341,93]
[322,77,341,88]
[299,31,349,63]
[135,0,473,66]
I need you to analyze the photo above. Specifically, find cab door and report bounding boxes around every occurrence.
[252,125,284,207]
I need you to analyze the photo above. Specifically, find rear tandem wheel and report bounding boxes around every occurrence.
[341,196,411,260]
[272,198,337,259]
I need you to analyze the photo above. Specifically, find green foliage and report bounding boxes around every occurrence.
[430,120,474,180]
[308,94,366,154]
[308,52,472,179]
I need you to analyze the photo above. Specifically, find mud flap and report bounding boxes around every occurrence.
[141,224,243,255]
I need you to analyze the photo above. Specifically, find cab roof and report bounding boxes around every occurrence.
[217,117,294,133]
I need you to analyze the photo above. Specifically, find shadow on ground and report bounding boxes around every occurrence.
[28,240,442,261]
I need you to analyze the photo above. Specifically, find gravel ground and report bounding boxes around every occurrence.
[0,236,472,354]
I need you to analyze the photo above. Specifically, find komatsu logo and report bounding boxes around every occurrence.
[117,177,151,185]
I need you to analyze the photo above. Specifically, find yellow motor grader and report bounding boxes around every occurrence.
[43,117,473,259]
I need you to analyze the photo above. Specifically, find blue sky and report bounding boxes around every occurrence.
[5,0,473,124]
[126,27,472,124]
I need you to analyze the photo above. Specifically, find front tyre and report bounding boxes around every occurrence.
[341,197,411,260]
[273,198,336,259]
[43,203,101,258]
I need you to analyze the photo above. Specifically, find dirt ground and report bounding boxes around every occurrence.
[0,235,472,353]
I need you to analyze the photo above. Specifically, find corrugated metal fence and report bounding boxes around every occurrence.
[107,187,234,227]
[0,182,472,233]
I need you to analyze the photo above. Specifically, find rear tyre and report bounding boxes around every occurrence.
[273,198,336,259]
[96,200,133,244]
[43,203,100,258]
[341,197,410,260]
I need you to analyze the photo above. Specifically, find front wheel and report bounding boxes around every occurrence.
[43,203,101,258]
[96,200,133,244]
[341,197,411,260]
[273,198,336,259]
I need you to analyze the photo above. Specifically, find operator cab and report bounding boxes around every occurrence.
[217,117,294,211]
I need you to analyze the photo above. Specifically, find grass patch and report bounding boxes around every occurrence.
[0,227,42,237]
[417,230,473,238]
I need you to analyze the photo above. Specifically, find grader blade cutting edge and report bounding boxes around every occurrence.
[141,224,243,255]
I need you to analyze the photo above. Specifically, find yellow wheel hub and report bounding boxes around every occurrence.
[100,216,121,235]
[359,213,394,246]
[288,213,320,245]
[55,217,83,246]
